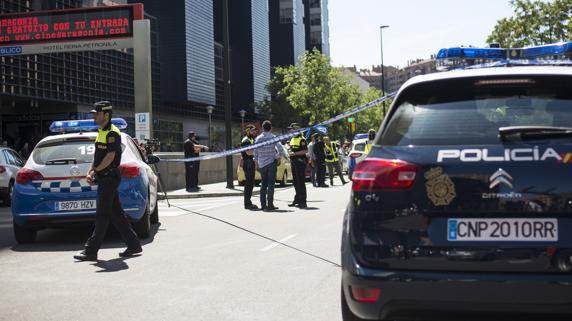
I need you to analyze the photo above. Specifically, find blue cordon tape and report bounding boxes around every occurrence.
[160,92,397,163]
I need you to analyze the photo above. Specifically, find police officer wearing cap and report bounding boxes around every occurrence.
[287,123,308,208]
[241,125,258,210]
[74,101,142,261]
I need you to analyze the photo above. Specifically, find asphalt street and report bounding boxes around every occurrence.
[0,182,350,321]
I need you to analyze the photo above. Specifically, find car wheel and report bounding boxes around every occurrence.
[13,220,37,244]
[279,171,287,187]
[150,199,159,225]
[2,180,13,207]
[133,206,151,239]
[341,286,366,321]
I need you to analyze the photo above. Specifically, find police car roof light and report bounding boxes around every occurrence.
[49,118,128,133]
[437,41,572,61]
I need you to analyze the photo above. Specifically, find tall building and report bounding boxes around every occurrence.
[0,0,162,149]
[303,0,329,56]
[268,0,306,68]
[225,0,270,113]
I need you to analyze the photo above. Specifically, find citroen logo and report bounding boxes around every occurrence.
[489,168,513,189]
[70,165,81,177]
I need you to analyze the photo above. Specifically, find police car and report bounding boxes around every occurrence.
[342,42,572,320]
[11,119,160,244]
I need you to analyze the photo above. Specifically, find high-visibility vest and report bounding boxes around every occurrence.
[325,142,338,163]
[96,124,120,144]
[364,142,373,155]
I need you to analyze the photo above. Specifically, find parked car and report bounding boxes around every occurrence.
[11,119,160,244]
[0,147,25,206]
[346,138,368,179]
[237,155,292,187]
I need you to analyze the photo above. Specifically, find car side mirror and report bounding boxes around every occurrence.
[146,155,160,165]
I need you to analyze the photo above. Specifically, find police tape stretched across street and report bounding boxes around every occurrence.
[159,92,397,164]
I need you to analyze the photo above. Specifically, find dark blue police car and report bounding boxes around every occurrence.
[342,43,572,320]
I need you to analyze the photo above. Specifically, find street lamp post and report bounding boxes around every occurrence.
[380,25,390,116]
[206,105,214,149]
[239,109,246,134]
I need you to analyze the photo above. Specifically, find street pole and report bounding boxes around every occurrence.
[239,109,246,135]
[222,0,234,189]
[380,25,389,117]
[206,105,214,149]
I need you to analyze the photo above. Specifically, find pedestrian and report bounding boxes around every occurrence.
[184,131,208,192]
[324,136,348,186]
[242,125,258,210]
[307,133,317,187]
[313,133,328,188]
[254,120,288,212]
[74,101,142,261]
[19,142,31,161]
[287,123,309,208]
[364,129,376,155]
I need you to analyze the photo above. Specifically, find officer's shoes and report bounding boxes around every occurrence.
[245,204,259,210]
[119,247,143,258]
[318,184,329,188]
[297,203,308,209]
[263,205,278,212]
[74,251,98,262]
[288,202,298,207]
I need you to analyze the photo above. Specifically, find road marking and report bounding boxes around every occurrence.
[260,234,297,252]
[159,201,240,217]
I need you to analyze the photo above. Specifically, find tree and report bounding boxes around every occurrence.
[487,0,572,47]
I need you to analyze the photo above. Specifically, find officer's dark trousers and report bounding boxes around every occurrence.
[291,158,307,205]
[186,161,200,190]
[243,159,255,206]
[85,170,141,255]
[316,158,326,185]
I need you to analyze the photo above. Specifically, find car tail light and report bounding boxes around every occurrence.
[119,163,140,178]
[16,168,44,185]
[350,286,381,303]
[0,165,5,174]
[350,152,362,158]
[352,158,417,192]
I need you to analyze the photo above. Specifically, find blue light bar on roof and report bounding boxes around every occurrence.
[49,118,128,133]
[437,41,572,61]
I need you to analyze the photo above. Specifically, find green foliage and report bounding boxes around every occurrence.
[487,0,572,47]
[265,49,387,139]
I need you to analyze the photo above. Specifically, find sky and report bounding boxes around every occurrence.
[329,0,516,69]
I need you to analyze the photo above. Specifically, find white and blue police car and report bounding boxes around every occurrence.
[11,119,160,244]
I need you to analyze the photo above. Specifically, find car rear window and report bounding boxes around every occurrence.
[353,143,366,152]
[379,75,572,146]
[32,139,126,165]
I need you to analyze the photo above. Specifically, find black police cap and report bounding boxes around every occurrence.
[91,101,113,113]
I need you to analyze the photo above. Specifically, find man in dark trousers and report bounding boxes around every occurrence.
[287,123,308,208]
[241,125,258,210]
[74,101,142,261]
[312,133,328,187]
[184,131,208,192]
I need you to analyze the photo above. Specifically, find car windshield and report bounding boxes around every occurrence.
[379,76,572,146]
[353,143,366,152]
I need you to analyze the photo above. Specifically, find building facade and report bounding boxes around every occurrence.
[0,0,162,149]
[269,0,306,68]
[303,0,329,55]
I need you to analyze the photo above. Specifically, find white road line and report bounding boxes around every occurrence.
[260,234,297,252]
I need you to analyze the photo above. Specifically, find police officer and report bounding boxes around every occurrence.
[287,123,308,209]
[74,101,142,261]
[241,125,258,210]
[324,136,348,186]
[364,129,376,155]
[184,131,208,192]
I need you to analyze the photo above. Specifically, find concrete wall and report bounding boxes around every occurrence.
[155,153,241,191]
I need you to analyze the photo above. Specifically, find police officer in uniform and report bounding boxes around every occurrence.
[287,123,308,209]
[74,101,142,261]
[241,125,258,210]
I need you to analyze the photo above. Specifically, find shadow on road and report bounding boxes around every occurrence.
[8,223,162,253]
[90,256,139,273]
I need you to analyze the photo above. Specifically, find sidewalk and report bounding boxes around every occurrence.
[159,181,263,200]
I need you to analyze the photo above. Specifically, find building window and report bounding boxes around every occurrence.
[152,120,184,152]
[214,42,223,81]
[279,0,297,24]
[310,0,320,8]
[310,13,321,26]
[310,31,322,45]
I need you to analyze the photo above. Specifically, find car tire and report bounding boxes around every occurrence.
[341,286,366,321]
[13,220,37,244]
[133,206,151,239]
[279,171,287,187]
[150,199,159,225]
[2,180,13,207]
